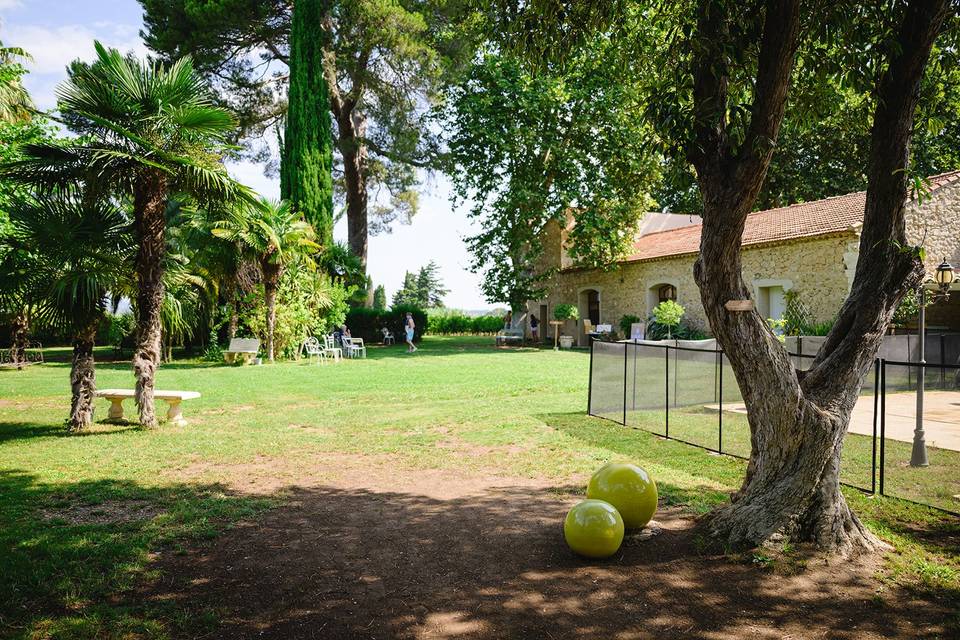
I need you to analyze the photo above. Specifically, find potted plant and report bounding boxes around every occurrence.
[553,304,579,349]
[652,300,684,340]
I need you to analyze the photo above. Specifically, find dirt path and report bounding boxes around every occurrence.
[143,456,951,639]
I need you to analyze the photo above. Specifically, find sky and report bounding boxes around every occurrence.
[0,0,495,311]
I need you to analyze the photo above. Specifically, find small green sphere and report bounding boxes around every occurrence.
[563,499,625,559]
[587,463,657,529]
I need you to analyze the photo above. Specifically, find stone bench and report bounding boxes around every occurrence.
[97,389,201,426]
[224,338,260,364]
[495,329,525,346]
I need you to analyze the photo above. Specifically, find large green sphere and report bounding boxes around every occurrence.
[563,499,625,559]
[586,463,658,529]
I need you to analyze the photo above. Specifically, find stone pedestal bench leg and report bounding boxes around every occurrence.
[165,399,188,426]
[106,397,125,422]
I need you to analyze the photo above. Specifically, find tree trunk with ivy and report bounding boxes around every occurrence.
[132,169,169,428]
[689,0,949,555]
[69,320,99,432]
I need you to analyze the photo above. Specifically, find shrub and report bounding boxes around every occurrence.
[241,270,352,359]
[646,319,709,341]
[200,329,224,362]
[471,314,504,334]
[808,319,835,336]
[553,304,579,321]
[100,312,135,352]
[427,309,473,334]
[345,305,428,342]
[619,314,641,337]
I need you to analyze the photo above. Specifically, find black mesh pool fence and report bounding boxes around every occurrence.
[588,340,958,516]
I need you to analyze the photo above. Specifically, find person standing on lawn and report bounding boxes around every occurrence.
[405,313,417,353]
[530,313,539,342]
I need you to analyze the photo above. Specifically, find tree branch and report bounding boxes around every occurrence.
[732,0,801,204]
[805,0,952,397]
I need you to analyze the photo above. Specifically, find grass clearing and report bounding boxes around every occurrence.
[0,335,957,638]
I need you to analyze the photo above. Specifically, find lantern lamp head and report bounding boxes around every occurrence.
[934,257,955,294]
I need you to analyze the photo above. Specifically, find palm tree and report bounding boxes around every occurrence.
[213,199,318,361]
[3,188,132,431]
[0,41,33,124]
[0,42,252,427]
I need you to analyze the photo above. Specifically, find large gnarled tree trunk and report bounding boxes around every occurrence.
[69,320,99,432]
[688,0,950,555]
[132,170,169,428]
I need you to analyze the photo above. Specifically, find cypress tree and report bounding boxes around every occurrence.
[281,0,334,246]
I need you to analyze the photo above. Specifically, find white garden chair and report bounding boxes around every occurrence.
[381,327,395,345]
[323,335,342,362]
[302,337,327,364]
[343,337,366,359]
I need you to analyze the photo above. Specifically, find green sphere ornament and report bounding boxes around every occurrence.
[587,463,658,529]
[563,499,625,559]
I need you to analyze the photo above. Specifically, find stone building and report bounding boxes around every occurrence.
[529,171,960,345]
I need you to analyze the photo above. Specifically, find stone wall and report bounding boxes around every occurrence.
[905,180,960,277]
[531,234,858,344]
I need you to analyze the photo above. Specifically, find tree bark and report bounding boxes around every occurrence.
[339,109,369,269]
[323,38,371,271]
[262,260,281,361]
[687,0,950,555]
[226,278,239,341]
[9,311,28,370]
[69,320,99,432]
[132,170,169,428]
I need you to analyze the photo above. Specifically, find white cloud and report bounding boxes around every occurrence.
[4,23,146,74]
[3,21,147,108]
[0,0,24,11]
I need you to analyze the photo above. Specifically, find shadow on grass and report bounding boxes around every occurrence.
[1,459,956,639]
[0,421,142,444]
[0,468,272,639]
[141,481,955,640]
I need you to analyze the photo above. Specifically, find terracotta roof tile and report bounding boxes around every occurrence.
[624,170,960,263]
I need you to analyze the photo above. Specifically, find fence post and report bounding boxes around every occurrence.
[622,342,628,426]
[664,345,670,438]
[879,359,886,496]
[587,339,594,416]
[871,358,879,494]
[718,350,723,453]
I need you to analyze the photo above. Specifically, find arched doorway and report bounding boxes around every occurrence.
[577,288,601,345]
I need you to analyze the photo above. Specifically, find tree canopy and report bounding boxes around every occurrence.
[392,260,448,308]
[442,42,659,311]
[140,0,481,267]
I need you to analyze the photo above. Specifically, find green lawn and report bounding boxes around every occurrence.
[0,336,957,638]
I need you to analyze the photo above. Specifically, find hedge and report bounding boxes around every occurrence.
[345,305,428,343]
[426,310,505,334]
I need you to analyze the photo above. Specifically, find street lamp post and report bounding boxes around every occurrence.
[910,258,955,467]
